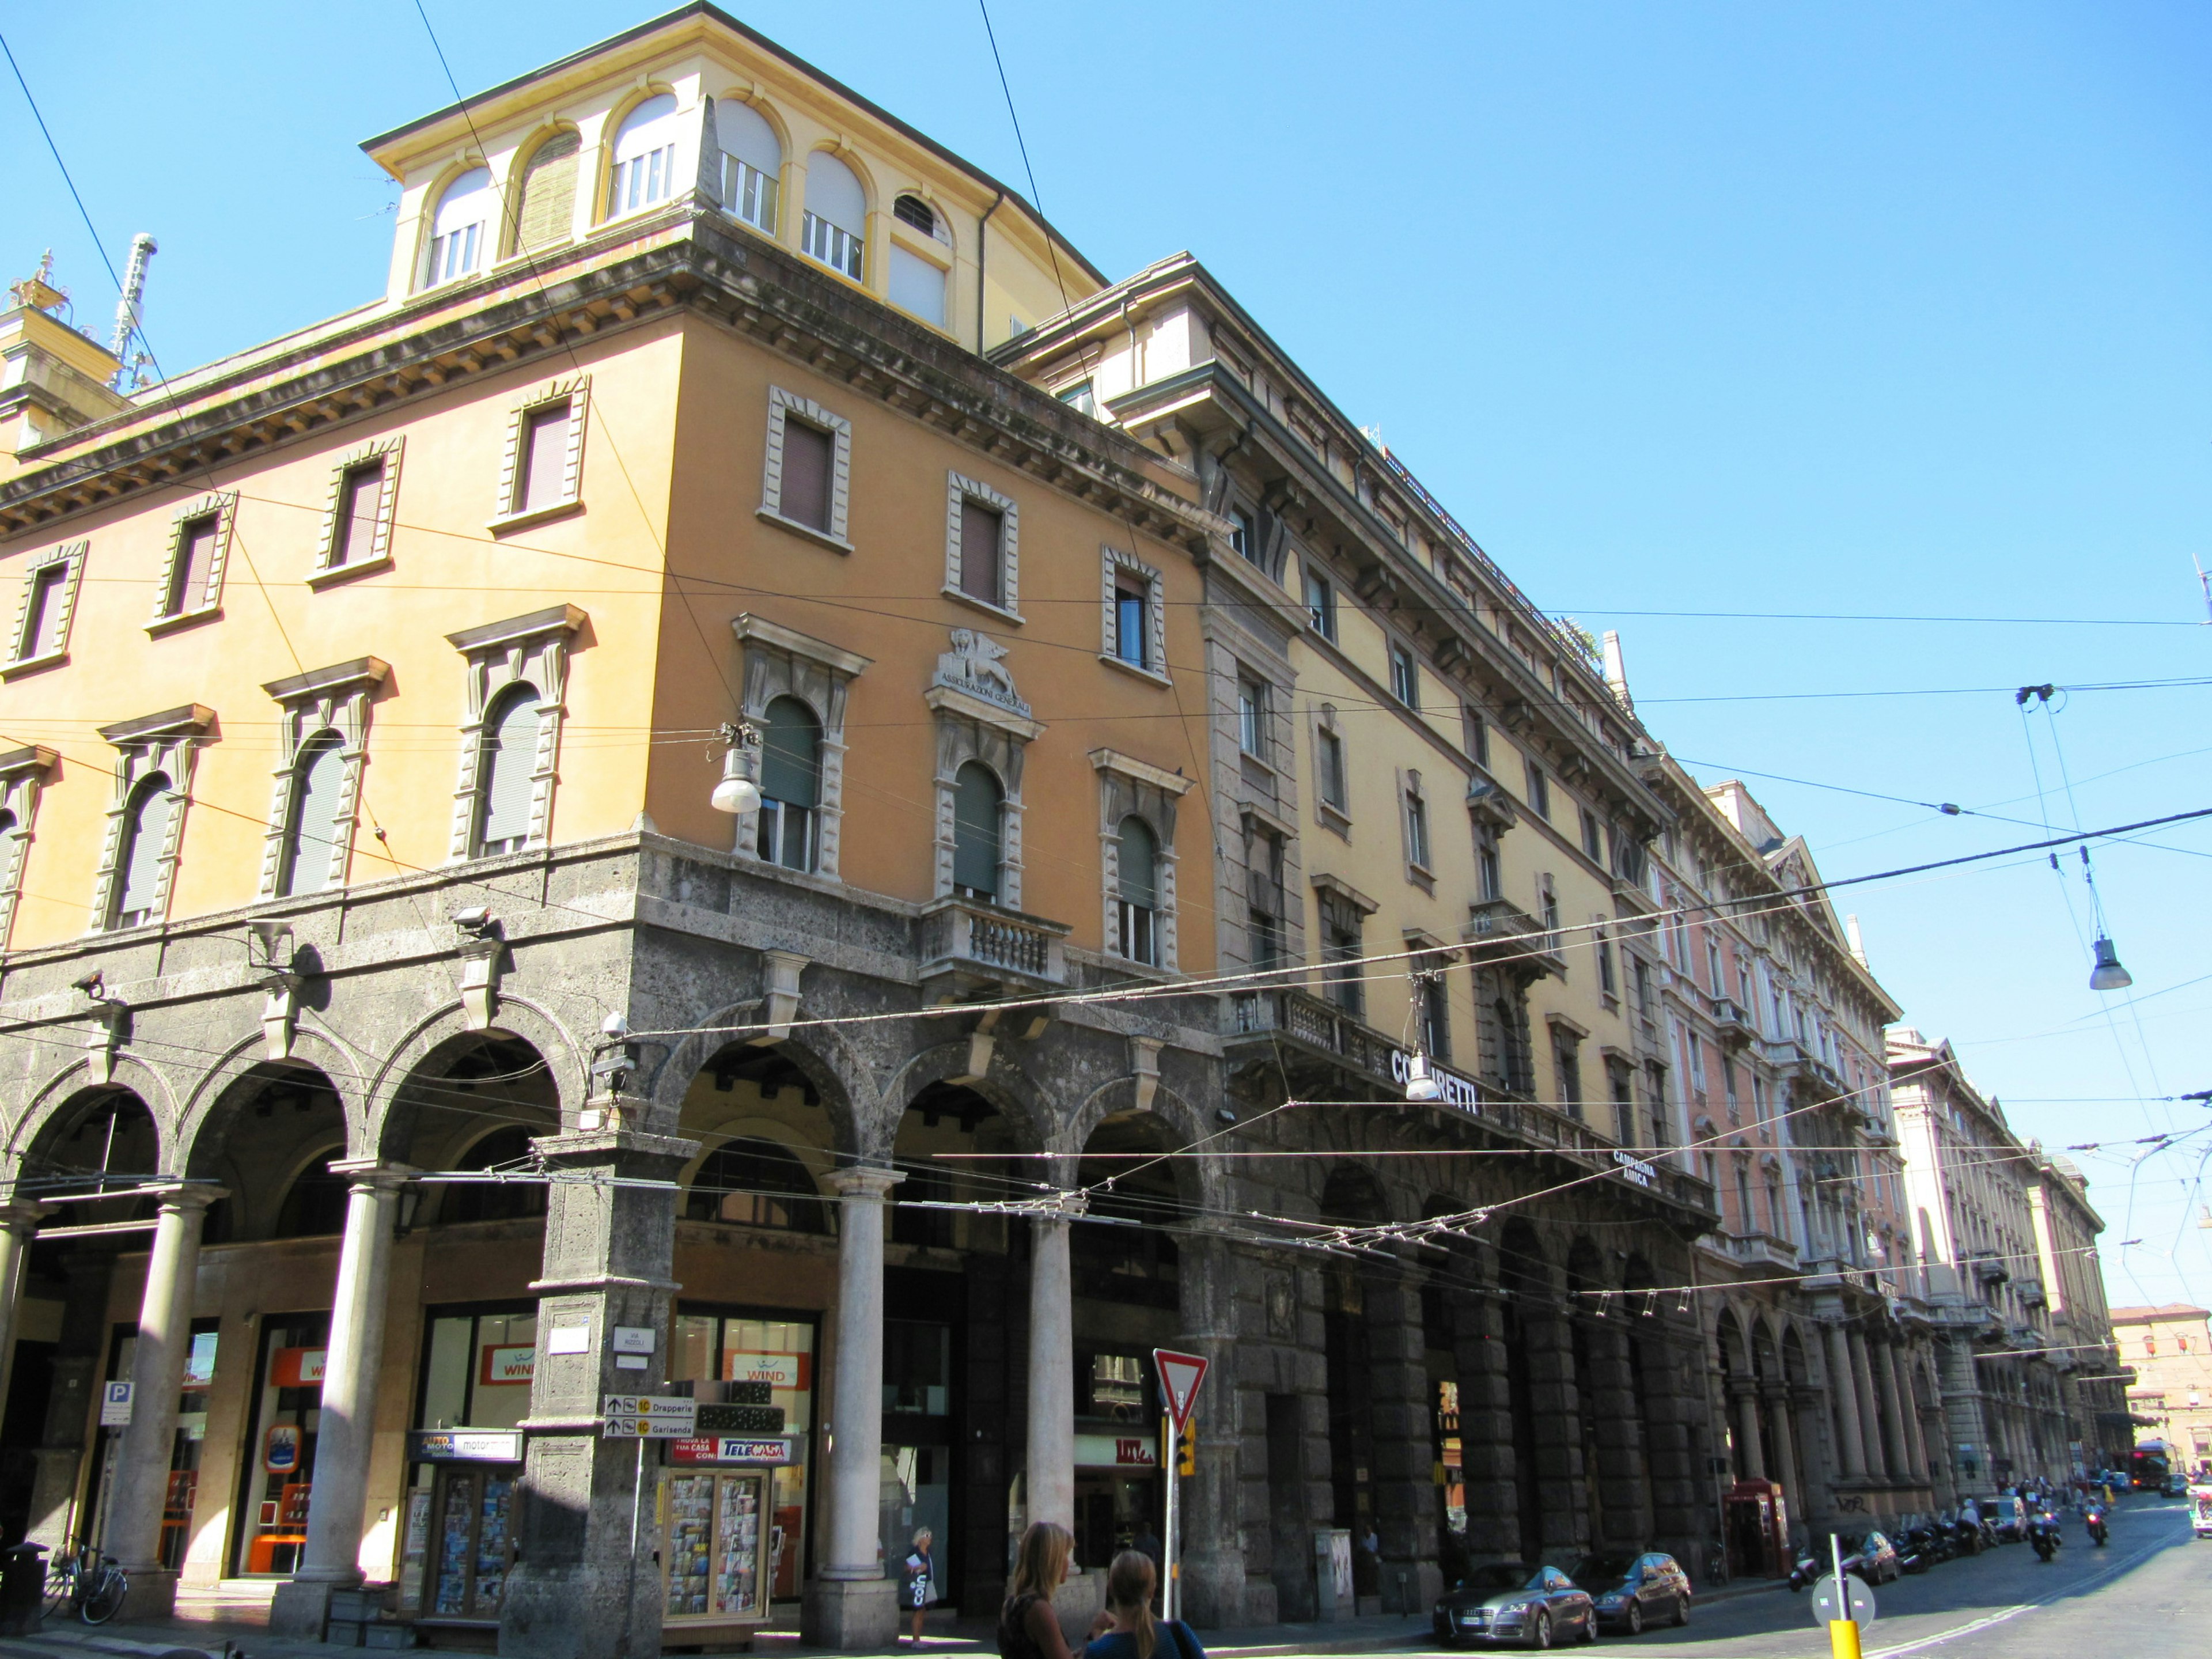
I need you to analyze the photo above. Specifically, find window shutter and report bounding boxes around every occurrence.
[888,245,947,327]
[959,500,1003,605]
[116,775,173,919]
[778,421,833,532]
[759,697,821,808]
[518,404,571,514]
[282,736,347,895]
[1116,817,1158,908]
[516,132,580,251]
[951,762,1001,896]
[478,690,541,851]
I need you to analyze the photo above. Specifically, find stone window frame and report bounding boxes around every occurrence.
[444,605,586,861]
[942,471,1021,623]
[1090,748,1192,974]
[1309,870,1378,1017]
[2,540,86,678]
[489,375,590,533]
[256,657,391,899]
[0,745,56,950]
[89,704,215,934]
[1397,766,1434,892]
[148,492,236,635]
[1546,1011,1589,1121]
[757,386,854,553]
[1098,544,1167,684]
[1311,702,1350,835]
[925,691,1040,910]
[309,437,406,588]
[732,613,872,878]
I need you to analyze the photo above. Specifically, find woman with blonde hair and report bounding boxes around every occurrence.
[998,1521,1080,1659]
[903,1526,935,1648]
[1083,1550,1206,1659]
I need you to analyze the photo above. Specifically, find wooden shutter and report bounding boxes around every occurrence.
[959,500,1003,605]
[950,762,1001,896]
[282,736,346,895]
[778,422,833,532]
[514,132,580,252]
[116,775,173,919]
[1116,817,1158,908]
[478,690,541,851]
[759,696,821,809]
[518,404,570,514]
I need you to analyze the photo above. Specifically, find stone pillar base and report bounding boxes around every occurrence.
[1179,1553,1248,1630]
[801,1576,898,1650]
[114,1566,178,1624]
[1051,1568,1105,1650]
[1378,1559,1442,1615]
[268,1575,350,1639]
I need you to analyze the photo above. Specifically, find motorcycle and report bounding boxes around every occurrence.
[1949,1516,1982,1556]
[1895,1526,1938,1573]
[2027,1512,2062,1563]
[2084,1506,2108,1547]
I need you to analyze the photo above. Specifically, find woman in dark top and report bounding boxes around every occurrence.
[999,1521,1079,1659]
[1084,1550,1206,1659]
[904,1526,934,1647]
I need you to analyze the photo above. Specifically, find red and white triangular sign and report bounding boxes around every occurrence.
[1153,1348,1209,1431]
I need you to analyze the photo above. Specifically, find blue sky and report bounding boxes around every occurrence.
[7,2,2211,1304]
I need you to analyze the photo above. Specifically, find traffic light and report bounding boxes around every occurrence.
[1177,1421,1196,1476]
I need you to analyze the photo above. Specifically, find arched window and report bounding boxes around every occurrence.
[685,1137,827,1233]
[716,100,780,233]
[277,732,347,897]
[112,771,173,929]
[889,196,950,327]
[801,152,865,279]
[607,93,680,219]
[513,130,579,252]
[474,685,541,857]
[445,1126,549,1224]
[274,1152,349,1238]
[756,696,821,872]
[1115,815,1160,965]
[951,761,1002,900]
[423,168,493,288]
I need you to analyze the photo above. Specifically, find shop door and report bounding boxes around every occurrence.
[428,1465,518,1618]
[233,1316,328,1575]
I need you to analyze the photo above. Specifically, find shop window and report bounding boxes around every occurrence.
[685,1138,827,1233]
[233,1314,330,1577]
[1089,1352,1148,1421]
[401,1307,535,1619]
[882,1320,951,1416]
[669,1313,817,1602]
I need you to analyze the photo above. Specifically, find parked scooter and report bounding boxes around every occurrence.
[1895,1525,1938,1573]
[2084,1504,2108,1547]
[2027,1509,2063,1563]
[1949,1514,1983,1556]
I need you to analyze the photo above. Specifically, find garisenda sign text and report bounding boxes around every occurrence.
[1387,1050,1482,1115]
[1612,1150,1657,1189]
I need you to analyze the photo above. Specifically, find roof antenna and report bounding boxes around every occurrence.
[108,233,157,390]
[2194,552,2212,626]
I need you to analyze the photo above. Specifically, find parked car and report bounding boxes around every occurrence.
[1789,1529,1902,1590]
[1433,1562,1598,1649]
[1570,1552,1692,1634]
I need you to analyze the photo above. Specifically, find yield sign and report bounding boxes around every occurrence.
[1153,1348,1209,1431]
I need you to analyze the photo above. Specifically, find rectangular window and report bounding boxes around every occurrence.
[1304,565,1336,639]
[723,155,778,234]
[1524,758,1550,818]
[1477,842,1501,902]
[1462,706,1488,767]
[1247,828,1285,972]
[801,212,863,279]
[516,403,571,515]
[778,421,834,532]
[1113,580,1149,668]
[1317,726,1347,811]
[1706,937,1724,994]
[1420,973,1450,1062]
[1388,641,1419,707]
[958,498,1005,607]
[1580,807,1603,862]
[1553,1029,1584,1120]
[1230,507,1258,564]
[1596,926,1617,997]
[1538,874,1560,946]
[330,461,386,568]
[1236,675,1267,757]
[1405,787,1430,870]
[17,564,65,659]
[1323,912,1363,1017]
[1607,1059,1635,1145]
[1057,380,1096,415]
[164,516,218,617]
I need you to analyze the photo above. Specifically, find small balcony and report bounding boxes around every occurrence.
[1721,1230,1801,1274]
[1464,896,1566,979]
[1226,984,1399,1085]
[1710,997,1757,1048]
[917,896,1069,998]
[1972,1255,2009,1285]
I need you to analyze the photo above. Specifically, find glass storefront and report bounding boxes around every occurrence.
[94,1322,217,1570]
[881,1320,952,1602]
[400,1305,535,1621]
[672,1309,816,1601]
[233,1315,327,1575]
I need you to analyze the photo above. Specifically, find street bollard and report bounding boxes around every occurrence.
[1828,1618,1863,1659]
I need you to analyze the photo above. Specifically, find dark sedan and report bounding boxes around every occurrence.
[1571,1551,1692,1634]
[1433,1562,1597,1648]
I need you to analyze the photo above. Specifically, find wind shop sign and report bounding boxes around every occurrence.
[1387,1049,1482,1115]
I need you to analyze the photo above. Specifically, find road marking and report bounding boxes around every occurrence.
[1861,1520,2180,1657]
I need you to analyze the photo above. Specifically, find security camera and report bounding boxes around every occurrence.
[601,1012,631,1040]
[71,969,104,999]
[247,919,293,960]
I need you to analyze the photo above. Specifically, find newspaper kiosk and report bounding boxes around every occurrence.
[660,1434,798,1643]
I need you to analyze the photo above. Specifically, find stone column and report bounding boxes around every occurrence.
[105,1185,223,1620]
[0,1202,49,1407]
[1764,1388,1799,1514]
[1363,1267,1439,1615]
[1733,1384,1766,1482]
[1880,1343,1923,1487]
[1450,1290,1519,1560]
[1824,1326,1866,1479]
[1581,1321,1649,1552]
[1636,1331,1705,1565]
[1848,1331,1888,1480]
[1027,1212,1076,1532]
[1520,1313,1589,1558]
[271,1163,413,1638]
[499,1107,696,1659]
[805,1166,900,1650]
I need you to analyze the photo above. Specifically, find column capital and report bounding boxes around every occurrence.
[0,1200,52,1235]
[328,1158,417,1192]
[158,1182,227,1214]
[824,1164,901,1199]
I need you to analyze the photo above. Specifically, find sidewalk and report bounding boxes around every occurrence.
[0,1573,1791,1659]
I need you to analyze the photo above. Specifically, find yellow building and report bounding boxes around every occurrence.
[2112,1305,2212,1478]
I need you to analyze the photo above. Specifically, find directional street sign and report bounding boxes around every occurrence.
[1808,1573,1876,1628]
[1152,1349,1209,1431]
[601,1394,699,1439]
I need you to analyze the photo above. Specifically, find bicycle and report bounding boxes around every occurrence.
[43,1543,127,1626]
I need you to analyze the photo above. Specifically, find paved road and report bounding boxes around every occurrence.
[1350,1498,2207,1658]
